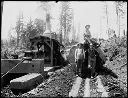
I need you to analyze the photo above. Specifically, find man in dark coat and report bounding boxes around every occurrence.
[82,25,98,78]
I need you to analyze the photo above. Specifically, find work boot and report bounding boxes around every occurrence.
[91,72,98,79]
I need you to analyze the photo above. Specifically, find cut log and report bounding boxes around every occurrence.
[10,67,54,91]
[10,73,44,90]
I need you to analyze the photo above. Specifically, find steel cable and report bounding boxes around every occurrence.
[1,59,25,78]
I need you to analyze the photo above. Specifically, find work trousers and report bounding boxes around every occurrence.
[76,59,83,76]
[88,55,96,77]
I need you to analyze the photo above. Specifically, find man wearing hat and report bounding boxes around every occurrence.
[84,25,91,38]
[83,25,98,78]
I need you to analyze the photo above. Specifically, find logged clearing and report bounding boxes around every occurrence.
[1,36,127,97]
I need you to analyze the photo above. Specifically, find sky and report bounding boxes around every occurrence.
[1,1,40,40]
[1,1,127,41]
[71,1,103,42]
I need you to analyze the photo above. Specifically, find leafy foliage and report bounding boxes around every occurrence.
[1,17,46,58]
[34,18,46,35]
[101,36,127,95]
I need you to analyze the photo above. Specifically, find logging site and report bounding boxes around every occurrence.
[1,1,127,97]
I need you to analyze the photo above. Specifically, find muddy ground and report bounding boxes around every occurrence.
[1,36,127,97]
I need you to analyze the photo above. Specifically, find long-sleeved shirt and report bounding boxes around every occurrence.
[84,29,91,38]
[75,48,85,61]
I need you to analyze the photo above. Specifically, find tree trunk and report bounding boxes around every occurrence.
[116,2,120,37]
[105,2,109,37]
[17,33,19,47]
[118,15,120,37]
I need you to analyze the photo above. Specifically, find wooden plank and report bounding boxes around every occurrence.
[83,78,90,97]
[69,76,82,97]
[96,76,108,97]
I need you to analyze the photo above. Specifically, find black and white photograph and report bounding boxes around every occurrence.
[1,1,127,97]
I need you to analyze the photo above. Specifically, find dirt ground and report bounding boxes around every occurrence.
[1,36,127,97]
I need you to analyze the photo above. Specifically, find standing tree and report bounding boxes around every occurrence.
[21,18,39,49]
[115,1,127,37]
[71,9,76,42]
[15,12,24,47]
[26,17,39,39]
[7,26,16,48]
[103,1,109,38]
[59,1,73,45]
[105,2,109,31]
[34,18,46,35]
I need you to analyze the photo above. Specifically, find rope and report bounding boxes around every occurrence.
[1,59,25,78]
